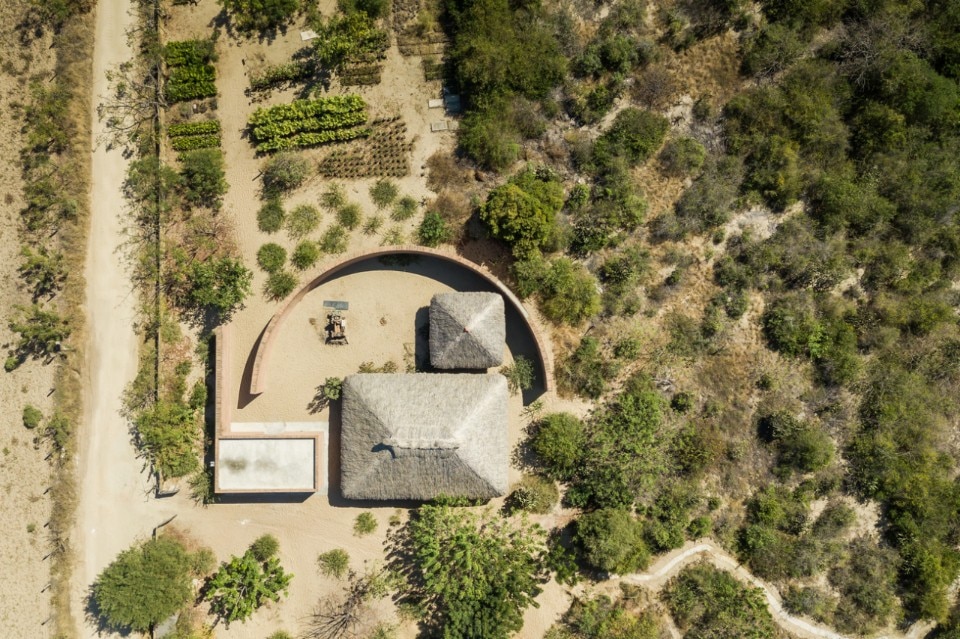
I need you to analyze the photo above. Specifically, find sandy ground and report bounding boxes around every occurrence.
[73,0,156,635]
[0,2,60,636]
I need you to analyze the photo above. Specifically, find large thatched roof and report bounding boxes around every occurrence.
[429,292,505,369]
[340,373,508,500]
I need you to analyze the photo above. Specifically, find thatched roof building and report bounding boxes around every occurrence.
[429,292,505,369]
[340,373,509,500]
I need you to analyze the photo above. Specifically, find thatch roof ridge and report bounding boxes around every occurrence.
[340,373,508,500]
[429,292,505,369]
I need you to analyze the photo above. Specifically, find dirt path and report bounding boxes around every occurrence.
[73,0,158,633]
[621,539,934,639]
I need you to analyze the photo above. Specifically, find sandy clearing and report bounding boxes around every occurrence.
[73,0,157,634]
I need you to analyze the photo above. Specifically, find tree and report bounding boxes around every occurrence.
[218,0,301,33]
[265,271,298,300]
[134,400,200,479]
[179,149,227,210]
[390,503,548,639]
[92,536,202,634]
[19,246,66,300]
[9,303,70,359]
[204,547,292,624]
[575,508,650,574]
[184,257,252,318]
[261,152,310,197]
[531,413,585,481]
[502,355,535,394]
[304,567,392,639]
[480,167,564,258]
[257,243,287,273]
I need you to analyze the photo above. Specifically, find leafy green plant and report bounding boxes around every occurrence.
[291,241,320,270]
[391,195,418,221]
[417,212,449,247]
[317,549,350,578]
[531,413,585,481]
[265,271,298,300]
[262,153,311,197]
[23,405,43,430]
[505,475,559,514]
[285,204,321,238]
[203,547,293,624]
[320,225,349,254]
[354,512,377,536]
[502,356,535,395]
[257,243,287,273]
[257,199,285,233]
[576,508,650,574]
[218,0,301,32]
[320,183,346,210]
[337,203,362,230]
[363,214,384,235]
[369,178,398,209]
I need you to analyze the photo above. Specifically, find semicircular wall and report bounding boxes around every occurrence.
[248,245,554,395]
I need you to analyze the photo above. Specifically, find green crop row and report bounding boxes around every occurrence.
[163,39,216,67]
[168,120,221,137]
[248,95,365,127]
[250,110,367,143]
[170,133,221,151]
[255,126,371,153]
[249,60,316,92]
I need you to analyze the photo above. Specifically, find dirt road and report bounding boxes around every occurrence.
[73,0,157,633]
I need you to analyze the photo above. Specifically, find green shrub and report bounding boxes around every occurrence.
[337,203,362,230]
[370,178,399,209]
[353,512,377,536]
[262,152,311,197]
[265,271,298,300]
[23,405,42,429]
[593,107,669,168]
[417,212,450,247]
[218,0,301,32]
[744,135,802,209]
[290,241,320,270]
[761,294,821,357]
[320,183,346,211]
[322,377,343,401]
[285,204,321,238]
[363,214,383,235]
[316,549,350,578]
[514,257,601,325]
[531,413,586,481]
[783,586,836,622]
[550,594,661,638]
[670,391,694,413]
[480,166,564,258]
[614,337,642,360]
[659,137,707,176]
[319,225,348,254]
[576,508,650,574]
[257,199,285,233]
[502,355,535,394]
[256,243,287,273]
[505,475,559,514]
[179,149,227,210]
[812,500,855,539]
[741,23,806,77]
[556,336,619,399]
[250,534,280,561]
[391,195,419,221]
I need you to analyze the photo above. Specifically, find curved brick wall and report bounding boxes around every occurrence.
[248,246,555,395]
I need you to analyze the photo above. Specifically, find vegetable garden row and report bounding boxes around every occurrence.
[164,39,218,103]
[168,119,221,152]
[247,95,370,153]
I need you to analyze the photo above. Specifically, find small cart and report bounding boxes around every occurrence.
[323,300,349,345]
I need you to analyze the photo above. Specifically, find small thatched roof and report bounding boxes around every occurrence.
[429,292,505,369]
[340,373,508,501]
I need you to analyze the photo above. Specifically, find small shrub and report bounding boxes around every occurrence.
[5,357,19,372]
[531,413,585,481]
[370,178,399,209]
[391,195,418,221]
[557,336,619,399]
[323,377,342,401]
[257,199,285,233]
[262,152,310,197]
[576,508,650,574]
[285,204,321,238]
[337,203,362,230]
[381,225,406,245]
[671,391,694,413]
[23,405,42,429]
[417,212,450,247]
[502,356,535,394]
[265,271,297,300]
[363,215,384,235]
[320,183,346,211]
[267,632,294,639]
[291,241,320,270]
[250,534,280,561]
[614,337,642,359]
[506,475,559,514]
[353,512,377,536]
[320,225,348,254]
[257,243,287,273]
[659,137,706,176]
[317,549,350,578]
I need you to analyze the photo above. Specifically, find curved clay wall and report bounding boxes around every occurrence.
[248,246,554,395]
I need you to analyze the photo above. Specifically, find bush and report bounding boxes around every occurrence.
[262,152,311,197]
[744,135,802,209]
[322,377,343,401]
[354,512,377,536]
[291,241,320,270]
[257,243,287,273]
[265,271,297,300]
[556,336,619,398]
[203,548,292,624]
[514,257,600,325]
[391,195,419,221]
[576,508,650,574]
[671,392,694,413]
[257,199,285,233]
[505,474,559,514]
[219,0,301,32]
[285,204,321,238]
[183,258,253,318]
[363,215,384,235]
[23,405,42,429]
[502,355,535,394]
[481,167,564,259]
[320,183,346,211]
[317,549,350,578]
[250,534,280,561]
[370,178,399,209]
[532,413,585,481]
[593,107,669,168]
[179,149,227,210]
[337,203,362,230]
[659,137,707,176]
[417,212,450,247]
[320,225,349,254]
[551,594,661,638]
[761,294,820,358]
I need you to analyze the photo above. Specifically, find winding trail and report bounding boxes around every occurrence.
[73,0,157,634]
[620,539,934,639]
